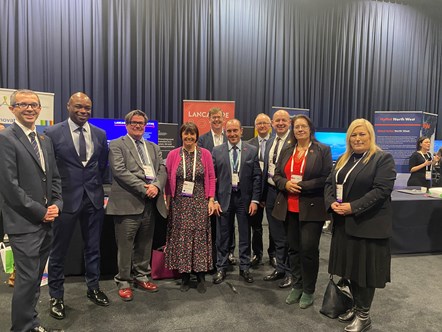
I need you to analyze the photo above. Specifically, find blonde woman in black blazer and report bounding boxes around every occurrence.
[324,119,396,332]
[272,115,332,309]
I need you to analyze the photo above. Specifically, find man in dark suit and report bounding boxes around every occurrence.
[45,92,110,319]
[197,107,237,266]
[0,89,63,332]
[106,110,167,302]
[212,119,262,284]
[262,109,294,288]
[247,113,272,267]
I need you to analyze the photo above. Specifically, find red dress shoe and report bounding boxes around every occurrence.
[118,288,133,301]
[134,280,159,293]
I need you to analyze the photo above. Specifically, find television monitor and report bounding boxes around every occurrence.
[89,118,158,144]
[315,131,347,161]
[434,140,442,154]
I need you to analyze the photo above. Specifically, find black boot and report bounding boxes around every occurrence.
[344,307,371,332]
[338,307,355,322]
[180,273,190,292]
[196,272,206,294]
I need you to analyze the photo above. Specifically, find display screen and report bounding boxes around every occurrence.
[315,131,347,161]
[434,140,442,154]
[89,118,158,144]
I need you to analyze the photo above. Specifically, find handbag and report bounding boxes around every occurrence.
[0,242,15,274]
[151,246,180,280]
[320,275,353,319]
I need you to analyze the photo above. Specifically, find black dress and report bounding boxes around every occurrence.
[407,151,431,187]
[328,153,391,288]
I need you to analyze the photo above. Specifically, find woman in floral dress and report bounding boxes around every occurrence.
[165,122,216,293]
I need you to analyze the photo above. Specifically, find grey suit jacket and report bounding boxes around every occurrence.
[212,141,262,212]
[0,123,63,234]
[106,135,167,218]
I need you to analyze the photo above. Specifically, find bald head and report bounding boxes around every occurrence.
[272,110,291,137]
[67,92,92,126]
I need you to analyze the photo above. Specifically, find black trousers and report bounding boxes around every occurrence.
[351,282,375,310]
[285,212,324,294]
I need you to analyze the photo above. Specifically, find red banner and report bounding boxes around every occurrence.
[183,100,235,135]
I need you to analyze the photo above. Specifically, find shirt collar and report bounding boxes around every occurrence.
[15,121,37,137]
[68,118,90,133]
[228,140,242,151]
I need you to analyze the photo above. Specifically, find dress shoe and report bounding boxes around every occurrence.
[30,326,65,332]
[339,308,356,322]
[269,257,277,268]
[344,308,372,332]
[278,275,293,288]
[263,269,285,281]
[250,255,262,267]
[239,269,254,283]
[299,292,314,309]
[285,288,303,305]
[228,253,237,265]
[118,288,133,301]
[49,298,65,320]
[134,279,159,293]
[87,288,110,306]
[196,280,207,293]
[213,270,226,284]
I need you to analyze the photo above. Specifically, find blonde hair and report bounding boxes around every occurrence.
[335,118,381,170]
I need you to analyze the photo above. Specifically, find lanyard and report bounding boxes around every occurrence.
[290,142,311,175]
[182,148,197,182]
[139,140,152,166]
[335,152,367,185]
[418,151,432,170]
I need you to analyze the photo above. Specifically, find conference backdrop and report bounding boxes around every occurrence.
[0,0,441,136]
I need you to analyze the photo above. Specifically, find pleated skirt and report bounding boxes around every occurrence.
[328,217,391,288]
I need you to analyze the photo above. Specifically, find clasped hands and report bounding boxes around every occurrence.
[43,204,59,223]
[331,201,352,216]
[145,184,159,199]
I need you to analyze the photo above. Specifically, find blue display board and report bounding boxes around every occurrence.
[89,118,158,144]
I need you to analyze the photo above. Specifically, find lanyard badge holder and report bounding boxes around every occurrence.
[181,149,197,197]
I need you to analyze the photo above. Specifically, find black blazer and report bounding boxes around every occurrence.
[272,141,332,222]
[197,131,227,152]
[324,150,396,239]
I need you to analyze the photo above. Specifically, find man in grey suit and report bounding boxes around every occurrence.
[106,110,167,302]
[0,90,63,332]
[45,92,110,320]
[212,119,262,284]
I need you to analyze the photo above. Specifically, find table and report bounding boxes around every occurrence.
[391,190,442,254]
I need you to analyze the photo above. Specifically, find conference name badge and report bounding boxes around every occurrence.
[143,165,155,181]
[291,174,302,183]
[268,164,275,178]
[182,181,195,197]
[336,184,343,203]
[425,170,431,180]
[232,173,239,189]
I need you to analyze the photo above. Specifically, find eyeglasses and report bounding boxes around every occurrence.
[72,104,92,111]
[13,102,41,110]
[128,121,146,127]
[294,125,309,130]
[256,122,270,126]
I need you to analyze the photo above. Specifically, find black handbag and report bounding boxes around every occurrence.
[320,275,353,319]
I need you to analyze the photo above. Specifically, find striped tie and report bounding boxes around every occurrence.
[29,132,41,166]
[136,140,147,165]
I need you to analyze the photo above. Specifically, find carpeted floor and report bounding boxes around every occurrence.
[1,222,441,332]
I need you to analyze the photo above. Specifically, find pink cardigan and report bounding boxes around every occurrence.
[165,146,215,199]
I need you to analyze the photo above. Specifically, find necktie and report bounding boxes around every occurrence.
[29,132,41,166]
[259,139,266,162]
[272,137,281,164]
[136,140,147,165]
[78,127,87,162]
[232,145,238,173]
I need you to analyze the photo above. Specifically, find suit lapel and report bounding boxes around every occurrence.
[145,140,157,171]
[303,144,317,179]
[122,136,144,170]
[12,123,44,172]
[61,121,84,165]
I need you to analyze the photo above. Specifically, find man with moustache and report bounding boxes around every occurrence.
[45,92,110,319]
[263,110,294,288]
[106,110,167,301]
[212,119,262,284]
[247,113,273,267]
[198,107,237,265]
[0,89,63,332]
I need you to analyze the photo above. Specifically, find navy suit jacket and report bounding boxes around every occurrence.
[198,131,227,152]
[0,123,63,234]
[212,141,262,212]
[45,120,108,213]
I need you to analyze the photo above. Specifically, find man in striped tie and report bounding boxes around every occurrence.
[0,89,63,332]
